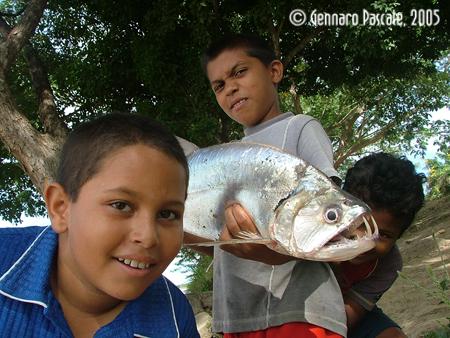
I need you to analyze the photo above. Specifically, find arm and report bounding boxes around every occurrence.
[219,204,296,265]
[343,294,368,329]
[297,119,339,179]
[342,247,403,329]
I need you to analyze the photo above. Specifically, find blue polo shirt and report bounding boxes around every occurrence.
[0,226,199,338]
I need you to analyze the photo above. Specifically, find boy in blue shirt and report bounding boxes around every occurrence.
[0,113,199,337]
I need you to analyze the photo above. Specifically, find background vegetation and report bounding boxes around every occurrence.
[0,0,448,293]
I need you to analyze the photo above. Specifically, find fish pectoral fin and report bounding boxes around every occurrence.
[185,237,272,247]
[235,230,264,240]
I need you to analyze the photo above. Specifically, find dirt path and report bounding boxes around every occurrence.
[378,196,450,337]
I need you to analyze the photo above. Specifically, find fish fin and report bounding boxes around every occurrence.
[235,230,265,240]
[185,237,272,247]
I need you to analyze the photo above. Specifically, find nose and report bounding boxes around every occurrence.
[225,79,238,96]
[129,217,159,249]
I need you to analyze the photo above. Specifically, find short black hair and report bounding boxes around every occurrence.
[343,152,426,236]
[201,33,276,73]
[56,113,189,201]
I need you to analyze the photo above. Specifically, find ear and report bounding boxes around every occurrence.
[44,182,70,234]
[269,60,284,85]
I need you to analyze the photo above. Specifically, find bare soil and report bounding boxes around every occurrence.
[377,195,450,337]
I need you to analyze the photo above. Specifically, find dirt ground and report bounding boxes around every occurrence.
[377,195,450,337]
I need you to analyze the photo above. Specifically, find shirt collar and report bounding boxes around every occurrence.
[243,112,293,137]
[93,277,180,337]
[0,226,56,308]
[0,226,180,337]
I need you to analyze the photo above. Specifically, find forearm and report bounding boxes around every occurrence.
[344,295,368,330]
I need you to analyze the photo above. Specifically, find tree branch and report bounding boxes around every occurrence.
[0,0,47,70]
[23,45,68,140]
[0,16,67,141]
[284,26,326,68]
[269,16,284,60]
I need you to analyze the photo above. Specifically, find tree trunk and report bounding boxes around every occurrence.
[0,0,64,194]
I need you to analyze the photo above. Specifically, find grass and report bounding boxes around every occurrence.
[398,232,450,337]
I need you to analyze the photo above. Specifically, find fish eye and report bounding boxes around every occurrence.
[324,207,340,223]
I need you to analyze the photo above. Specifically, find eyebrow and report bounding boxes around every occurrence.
[103,187,186,206]
[104,187,139,197]
[210,61,246,86]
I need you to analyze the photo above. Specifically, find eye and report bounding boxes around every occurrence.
[110,201,132,213]
[213,83,224,93]
[158,209,178,220]
[234,68,247,77]
[324,207,341,224]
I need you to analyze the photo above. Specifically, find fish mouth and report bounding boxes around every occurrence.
[311,213,379,261]
[329,213,379,244]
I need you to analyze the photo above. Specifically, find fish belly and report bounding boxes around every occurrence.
[184,143,307,240]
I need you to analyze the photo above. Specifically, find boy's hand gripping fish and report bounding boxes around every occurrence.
[184,142,378,261]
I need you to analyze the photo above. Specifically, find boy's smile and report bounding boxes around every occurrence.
[206,48,283,127]
[51,144,187,306]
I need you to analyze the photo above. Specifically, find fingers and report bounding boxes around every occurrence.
[232,204,258,233]
[222,203,258,239]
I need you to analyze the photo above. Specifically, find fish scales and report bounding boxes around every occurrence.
[184,142,377,261]
[185,142,309,240]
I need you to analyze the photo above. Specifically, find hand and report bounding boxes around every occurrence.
[219,203,295,265]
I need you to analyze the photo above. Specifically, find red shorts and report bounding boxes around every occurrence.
[223,322,343,338]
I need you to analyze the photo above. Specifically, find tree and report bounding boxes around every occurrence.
[0,0,448,226]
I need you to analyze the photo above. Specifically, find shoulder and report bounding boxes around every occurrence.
[161,277,195,313]
[0,226,47,274]
[157,277,200,337]
[147,277,198,324]
[378,245,403,272]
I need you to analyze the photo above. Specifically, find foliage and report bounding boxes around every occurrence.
[0,148,46,223]
[282,64,450,167]
[0,0,449,286]
[175,249,213,293]
[426,152,450,200]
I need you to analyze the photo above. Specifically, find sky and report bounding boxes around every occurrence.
[0,107,448,286]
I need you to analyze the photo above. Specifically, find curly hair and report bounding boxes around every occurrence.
[343,152,426,236]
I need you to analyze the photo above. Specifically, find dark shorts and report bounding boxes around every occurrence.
[349,306,400,338]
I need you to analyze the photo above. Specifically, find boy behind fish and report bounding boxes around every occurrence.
[335,152,425,338]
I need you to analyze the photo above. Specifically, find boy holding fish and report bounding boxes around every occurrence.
[194,33,347,337]
[335,152,426,338]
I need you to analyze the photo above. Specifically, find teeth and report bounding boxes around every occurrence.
[232,98,246,110]
[363,216,372,236]
[371,215,380,238]
[117,257,150,270]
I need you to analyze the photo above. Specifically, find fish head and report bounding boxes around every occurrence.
[270,167,377,261]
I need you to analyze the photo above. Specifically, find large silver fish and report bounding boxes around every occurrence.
[184,142,378,261]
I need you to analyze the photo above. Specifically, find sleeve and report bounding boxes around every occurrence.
[346,246,403,311]
[176,136,199,157]
[166,279,200,338]
[296,119,339,179]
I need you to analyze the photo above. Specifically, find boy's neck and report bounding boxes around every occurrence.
[51,262,127,336]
